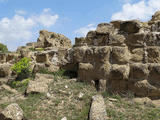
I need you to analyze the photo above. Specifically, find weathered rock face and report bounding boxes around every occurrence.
[37,30,72,49]
[0,63,12,77]
[0,52,20,64]
[15,30,72,74]
[89,95,107,120]
[0,30,71,79]
[0,103,24,120]
[63,11,160,99]
[26,73,53,94]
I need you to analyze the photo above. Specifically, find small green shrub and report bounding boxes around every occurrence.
[9,78,30,88]
[29,47,44,52]
[29,47,35,51]
[0,43,8,53]
[35,48,44,51]
[11,57,32,80]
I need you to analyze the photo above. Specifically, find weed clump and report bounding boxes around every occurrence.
[0,43,8,53]
[11,57,32,80]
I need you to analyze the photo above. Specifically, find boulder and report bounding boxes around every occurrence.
[129,63,149,81]
[132,97,153,105]
[120,20,142,33]
[111,46,130,64]
[152,99,160,107]
[0,63,11,77]
[130,48,144,63]
[110,20,123,30]
[75,37,86,46]
[147,47,160,63]
[78,63,94,82]
[89,95,107,120]
[108,34,125,46]
[148,64,160,87]
[37,30,72,49]
[108,64,129,92]
[150,11,160,22]
[0,103,23,120]
[85,31,109,46]
[6,53,20,63]
[36,52,48,63]
[26,73,53,94]
[32,63,46,73]
[145,32,160,46]
[128,80,158,97]
[1,84,18,94]
[126,33,146,47]
[72,46,88,63]
[0,53,6,63]
[96,23,115,34]
[151,21,160,32]
[0,78,8,85]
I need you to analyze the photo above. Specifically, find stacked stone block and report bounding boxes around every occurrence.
[65,11,160,99]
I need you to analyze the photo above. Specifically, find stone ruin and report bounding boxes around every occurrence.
[64,11,160,99]
[0,30,72,86]
[1,11,160,99]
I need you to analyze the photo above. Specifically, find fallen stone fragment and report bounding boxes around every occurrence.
[152,100,160,107]
[61,117,67,120]
[109,98,117,102]
[0,103,24,120]
[1,84,18,94]
[26,73,53,94]
[132,97,153,105]
[89,95,107,120]
[78,92,84,99]
[0,78,8,86]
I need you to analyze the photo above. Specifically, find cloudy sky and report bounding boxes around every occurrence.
[0,0,160,51]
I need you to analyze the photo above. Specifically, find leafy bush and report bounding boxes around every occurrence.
[29,47,35,51]
[0,43,8,53]
[11,57,32,80]
[29,47,44,52]
[35,48,44,51]
[9,78,30,88]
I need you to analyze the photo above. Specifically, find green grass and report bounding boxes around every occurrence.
[38,68,69,79]
[0,74,160,120]
[0,89,12,97]
[17,93,45,119]
[29,47,44,52]
[102,91,160,120]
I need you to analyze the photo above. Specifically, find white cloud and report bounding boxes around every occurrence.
[43,8,51,13]
[74,24,96,37]
[0,9,59,51]
[32,9,59,27]
[111,0,160,21]
[15,10,27,15]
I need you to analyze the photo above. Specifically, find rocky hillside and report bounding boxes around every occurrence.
[0,11,160,120]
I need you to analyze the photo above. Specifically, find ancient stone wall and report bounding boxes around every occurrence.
[0,30,72,78]
[1,11,160,99]
[64,11,160,99]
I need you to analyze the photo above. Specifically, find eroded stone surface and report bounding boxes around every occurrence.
[0,103,23,120]
[26,73,53,94]
[63,11,160,99]
[89,95,107,120]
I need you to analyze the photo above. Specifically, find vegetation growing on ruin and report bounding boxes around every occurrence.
[11,57,32,80]
[0,43,8,53]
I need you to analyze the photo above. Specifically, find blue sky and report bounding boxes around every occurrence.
[0,0,160,51]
